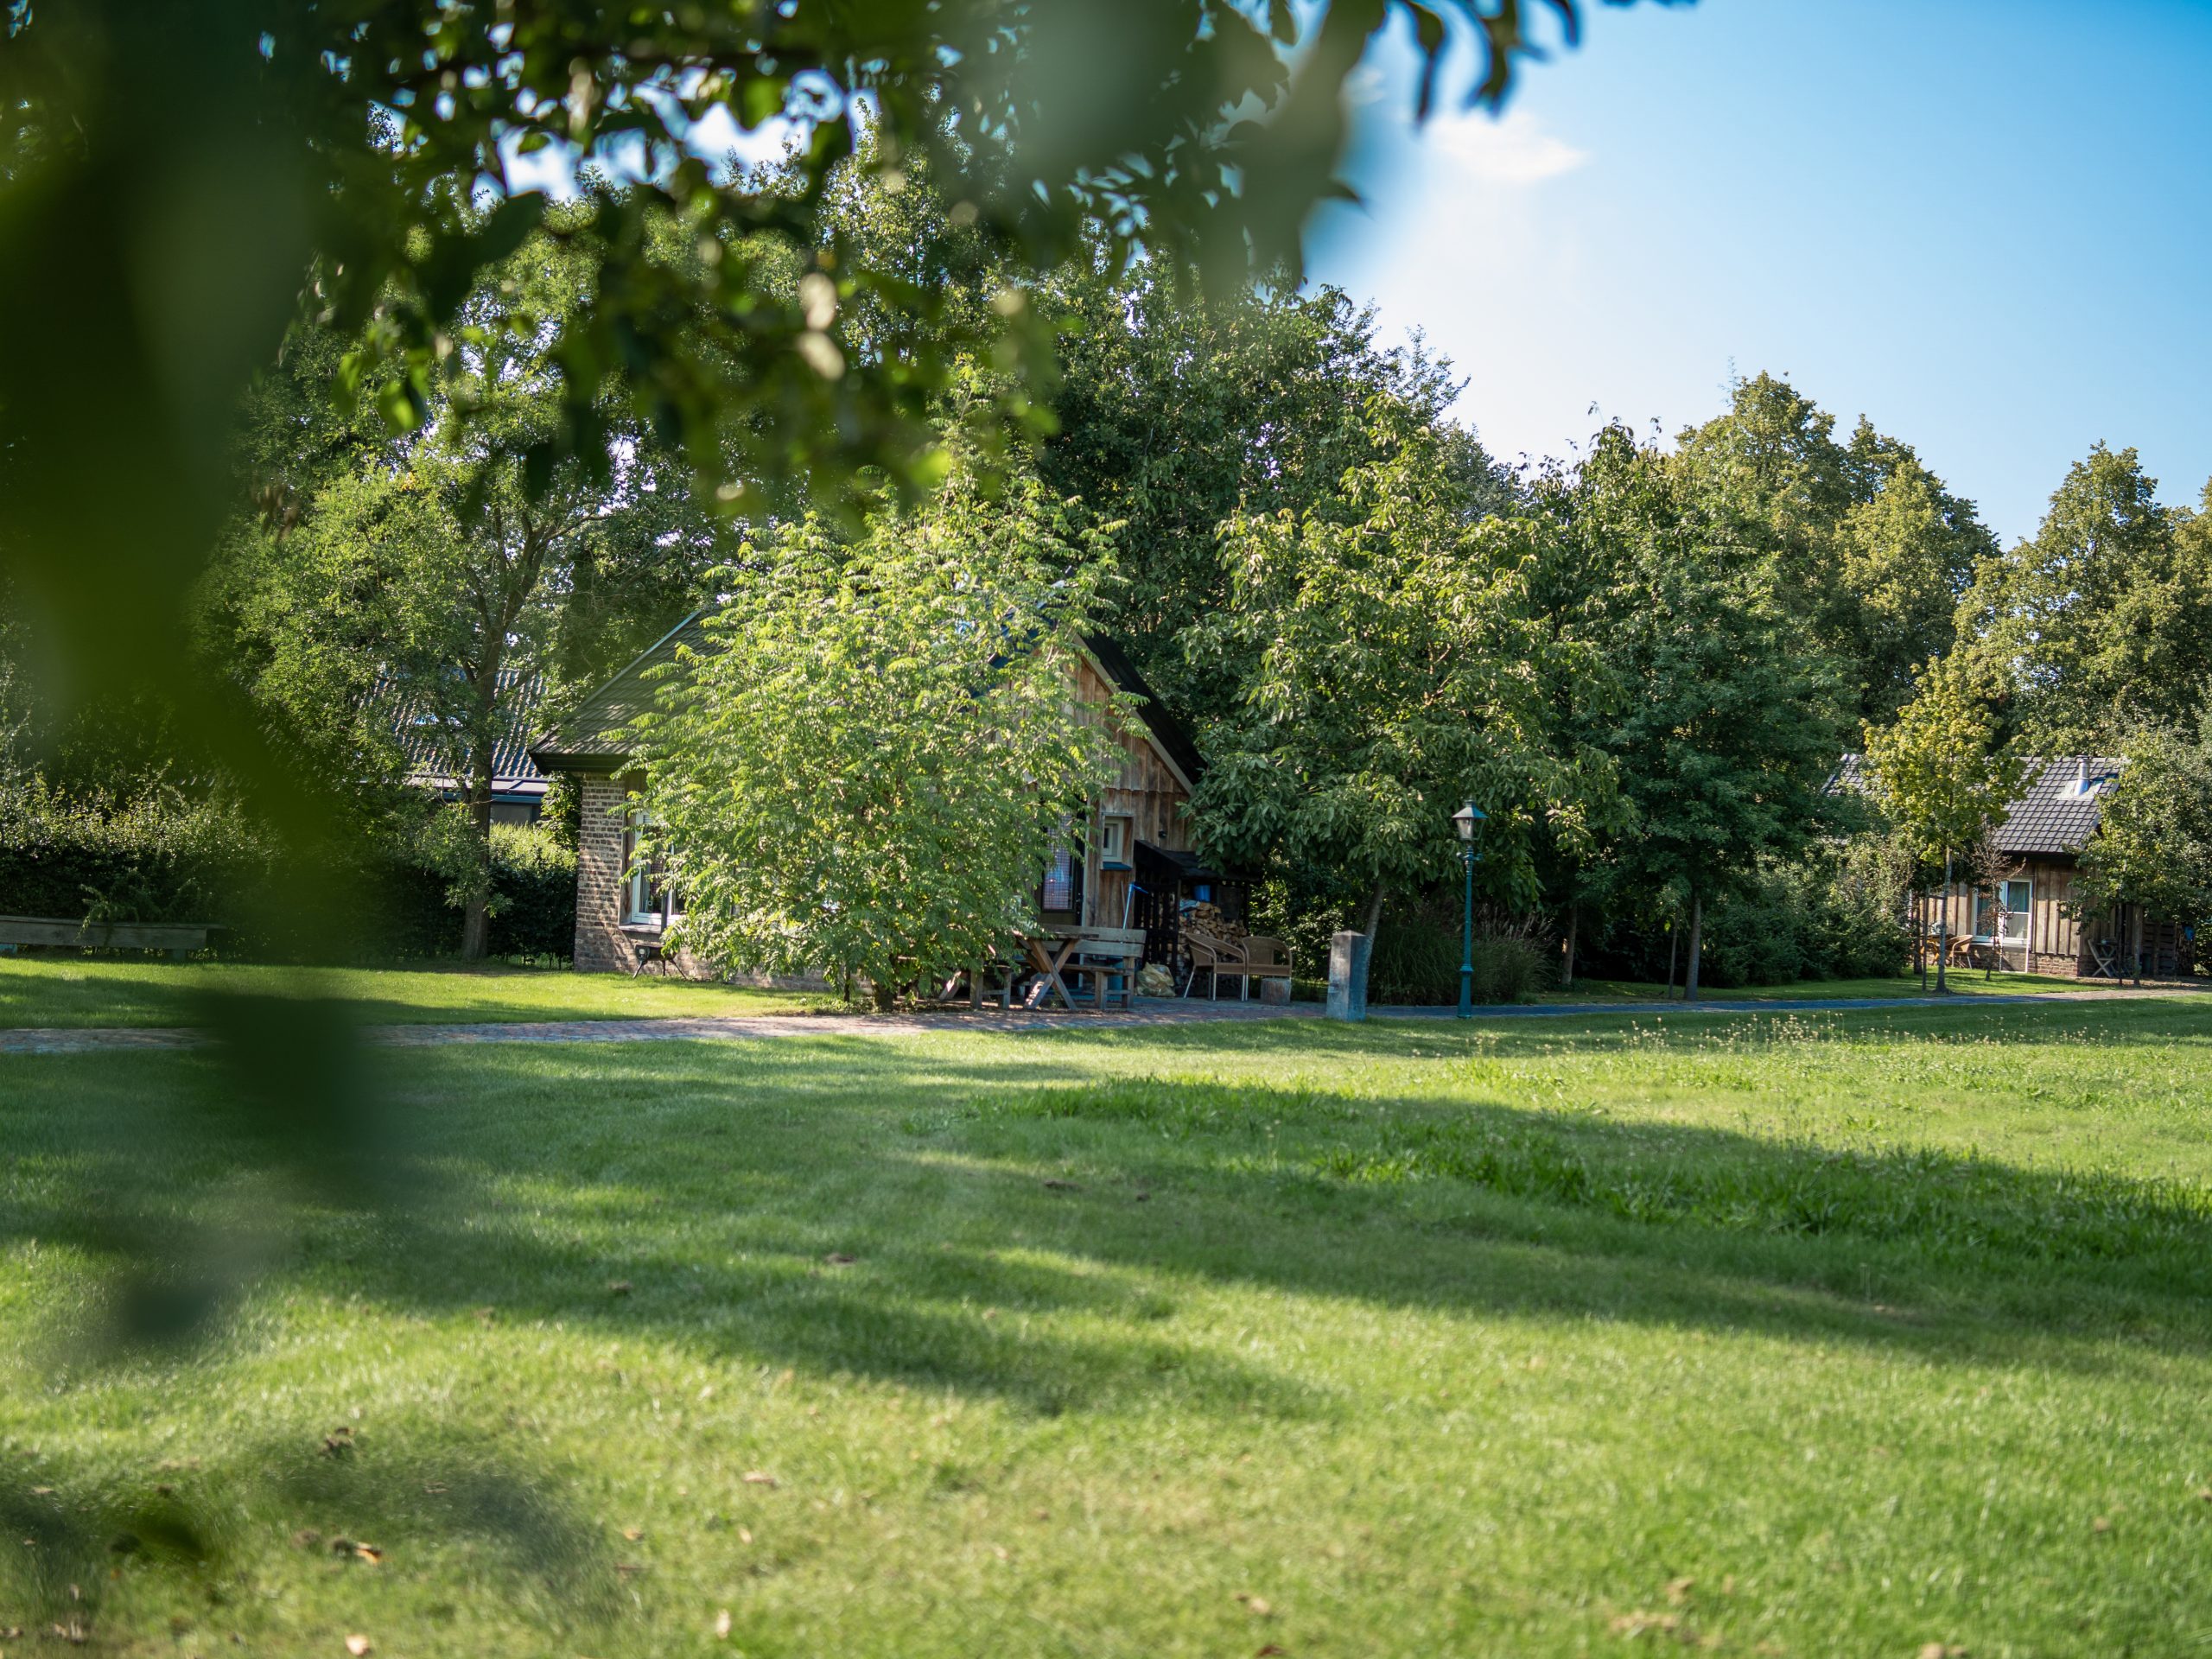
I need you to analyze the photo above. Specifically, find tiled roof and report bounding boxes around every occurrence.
[530,613,706,770]
[529,611,1208,785]
[1829,753,2124,856]
[1992,756,2125,855]
[380,667,549,794]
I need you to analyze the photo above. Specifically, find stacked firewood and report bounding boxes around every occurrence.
[1183,901,1249,942]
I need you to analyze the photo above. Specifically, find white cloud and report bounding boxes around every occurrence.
[1427,107,1589,186]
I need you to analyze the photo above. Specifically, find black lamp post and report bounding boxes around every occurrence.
[1452,799,1488,1018]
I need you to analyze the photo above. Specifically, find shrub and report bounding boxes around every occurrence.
[1700,846,1910,987]
[0,784,576,962]
[1367,909,1550,1006]
[0,781,268,927]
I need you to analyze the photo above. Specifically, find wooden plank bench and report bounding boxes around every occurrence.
[0,915,219,961]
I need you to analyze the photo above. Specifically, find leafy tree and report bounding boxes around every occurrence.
[1190,399,1617,942]
[1864,654,2024,992]
[204,223,724,955]
[630,473,1126,1007]
[3,0,1622,740]
[2074,723,2212,981]
[1676,374,1993,725]
[1959,445,2212,746]
[1038,267,1511,718]
[1831,457,1985,721]
[1561,425,1848,999]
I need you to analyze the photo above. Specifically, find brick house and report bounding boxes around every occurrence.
[1835,753,2193,978]
[528,615,1231,976]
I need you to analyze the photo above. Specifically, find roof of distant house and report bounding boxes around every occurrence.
[529,610,1206,784]
[1829,753,2125,856]
[380,668,550,798]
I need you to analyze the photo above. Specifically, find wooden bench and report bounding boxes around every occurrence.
[0,914,219,961]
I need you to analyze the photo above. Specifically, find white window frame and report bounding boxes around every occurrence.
[1974,877,2031,945]
[1097,813,1133,867]
[621,810,678,928]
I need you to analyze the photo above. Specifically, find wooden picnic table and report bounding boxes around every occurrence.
[1022,925,1147,1011]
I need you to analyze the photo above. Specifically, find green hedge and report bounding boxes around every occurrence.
[0,787,575,963]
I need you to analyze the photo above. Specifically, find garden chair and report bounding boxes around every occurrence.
[1237,936,1295,1001]
[1179,928,1233,999]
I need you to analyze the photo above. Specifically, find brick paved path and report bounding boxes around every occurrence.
[0,986,2195,1058]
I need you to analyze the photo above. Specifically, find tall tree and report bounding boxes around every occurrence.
[1039,267,1510,717]
[1959,446,2212,747]
[2073,722,2212,982]
[1190,399,1615,940]
[1863,654,2024,993]
[205,222,723,954]
[1563,424,1848,998]
[1676,374,1994,726]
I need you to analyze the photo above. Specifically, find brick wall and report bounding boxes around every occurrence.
[569,770,822,987]
[574,772,645,972]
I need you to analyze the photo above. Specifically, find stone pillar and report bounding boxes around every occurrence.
[1325,931,1370,1022]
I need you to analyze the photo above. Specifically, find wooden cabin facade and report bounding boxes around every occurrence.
[1838,753,2194,980]
[529,619,1222,979]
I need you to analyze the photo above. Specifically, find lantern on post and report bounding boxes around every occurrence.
[1451,800,1488,1018]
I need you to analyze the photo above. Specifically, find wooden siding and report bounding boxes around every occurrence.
[1070,652,1193,931]
[1921,855,2082,975]
[1920,855,2190,976]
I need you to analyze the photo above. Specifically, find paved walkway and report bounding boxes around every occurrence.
[0,986,2196,1058]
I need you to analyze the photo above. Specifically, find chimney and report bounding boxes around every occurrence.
[2078,756,2088,789]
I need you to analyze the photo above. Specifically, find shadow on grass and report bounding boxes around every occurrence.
[7,1007,2212,1639]
[310,1013,2212,1389]
[0,1426,621,1642]
[9,1002,2212,1414]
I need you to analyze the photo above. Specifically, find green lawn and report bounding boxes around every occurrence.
[1548,969,2109,1002]
[5,997,2212,1655]
[0,957,817,1028]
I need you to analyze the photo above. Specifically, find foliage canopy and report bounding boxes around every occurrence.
[630,474,1128,1005]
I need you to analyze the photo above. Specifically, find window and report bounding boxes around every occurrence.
[1098,814,1133,868]
[1975,879,2031,944]
[621,813,678,926]
[1041,840,1077,912]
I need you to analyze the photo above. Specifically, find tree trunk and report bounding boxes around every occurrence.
[1935,849,1950,994]
[460,686,498,962]
[1561,904,1579,989]
[1665,918,1678,1000]
[1684,893,1703,1001]
[2132,904,2145,986]
[872,978,898,1012]
[1361,878,1386,944]
[1915,890,1926,991]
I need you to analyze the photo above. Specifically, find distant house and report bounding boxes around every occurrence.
[1835,753,2191,978]
[382,668,550,825]
[527,615,1236,976]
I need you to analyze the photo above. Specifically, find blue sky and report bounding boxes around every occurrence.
[1307,0,2212,544]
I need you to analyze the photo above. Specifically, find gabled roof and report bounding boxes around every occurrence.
[1082,633,1205,790]
[529,614,704,771]
[1829,753,2124,857]
[1990,756,2124,855]
[529,611,1205,785]
[380,667,550,796]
